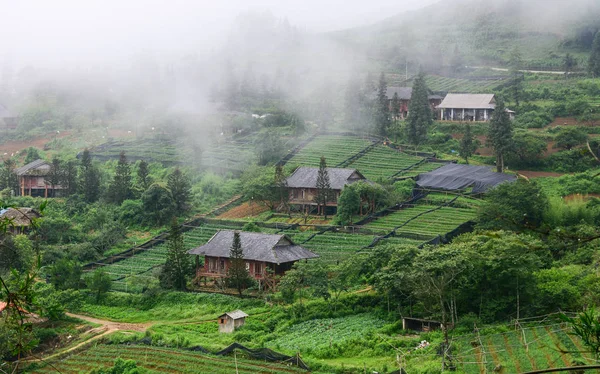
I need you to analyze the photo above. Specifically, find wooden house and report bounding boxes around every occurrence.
[385,87,443,119]
[218,310,248,333]
[437,94,515,122]
[285,167,367,213]
[0,208,41,235]
[0,103,17,130]
[402,317,443,332]
[188,230,318,290]
[15,159,63,197]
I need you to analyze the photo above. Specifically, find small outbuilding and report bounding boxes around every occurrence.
[218,310,248,333]
[0,207,41,235]
[402,317,443,332]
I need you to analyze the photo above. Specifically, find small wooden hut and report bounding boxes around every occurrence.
[218,310,248,333]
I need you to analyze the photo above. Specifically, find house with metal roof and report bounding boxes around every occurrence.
[285,167,367,213]
[188,230,318,290]
[385,87,444,119]
[437,94,515,122]
[15,159,63,197]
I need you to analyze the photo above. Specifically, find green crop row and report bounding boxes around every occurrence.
[348,146,423,180]
[288,136,373,167]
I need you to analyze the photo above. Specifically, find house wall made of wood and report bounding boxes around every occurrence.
[202,256,294,279]
[289,188,341,205]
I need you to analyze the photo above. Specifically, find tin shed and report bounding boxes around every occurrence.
[218,310,248,333]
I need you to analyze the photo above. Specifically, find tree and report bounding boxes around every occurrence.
[315,156,332,217]
[406,72,432,147]
[508,47,524,106]
[24,147,42,165]
[88,268,111,303]
[79,149,101,203]
[459,124,477,164]
[167,168,191,212]
[564,53,576,79]
[487,99,513,172]
[159,218,192,291]
[560,307,600,359]
[390,92,400,122]
[477,179,548,232]
[1,159,19,195]
[373,72,391,137]
[63,160,78,196]
[256,132,284,165]
[336,185,360,225]
[136,159,152,192]
[48,258,82,290]
[344,76,365,131]
[45,157,63,197]
[274,165,289,211]
[554,127,588,150]
[589,31,600,78]
[226,231,253,296]
[142,184,175,226]
[108,151,133,204]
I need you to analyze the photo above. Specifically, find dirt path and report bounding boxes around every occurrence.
[66,313,152,332]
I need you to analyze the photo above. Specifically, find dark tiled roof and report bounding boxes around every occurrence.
[285,167,366,190]
[15,159,50,176]
[187,230,319,264]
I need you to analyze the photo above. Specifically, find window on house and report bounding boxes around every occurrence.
[255,263,262,274]
[220,260,225,270]
[245,262,250,271]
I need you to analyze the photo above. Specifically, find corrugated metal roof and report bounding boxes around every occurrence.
[220,310,248,320]
[15,159,50,176]
[187,230,319,264]
[436,94,496,109]
[285,167,365,190]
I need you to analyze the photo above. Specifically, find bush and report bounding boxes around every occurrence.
[513,110,553,129]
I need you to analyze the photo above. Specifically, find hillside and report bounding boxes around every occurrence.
[332,0,600,70]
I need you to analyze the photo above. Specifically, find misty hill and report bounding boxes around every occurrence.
[332,0,600,71]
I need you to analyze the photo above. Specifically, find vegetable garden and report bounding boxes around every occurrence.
[346,145,423,180]
[424,75,506,93]
[287,135,374,167]
[29,344,306,374]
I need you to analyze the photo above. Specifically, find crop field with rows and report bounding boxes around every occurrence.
[29,344,305,374]
[393,206,476,239]
[395,161,444,178]
[455,324,594,374]
[201,142,257,173]
[267,314,385,354]
[425,75,506,93]
[297,232,377,264]
[287,135,373,167]
[347,146,423,180]
[89,138,186,163]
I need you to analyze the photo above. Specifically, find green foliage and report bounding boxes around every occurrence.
[48,258,83,290]
[225,231,253,296]
[589,31,600,78]
[534,265,586,313]
[91,358,145,374]
[513,110,552,129]
[255,131,285,165]
[458,124,477,164]
[554,127,588,150]
[505,130,546,168]
[487,98,513,172]
[560,307,600,358]
[336,186,360,225]
[478,179,548,231]
[89,268,112,303]
[108,151,133,204]
[406,72,432,146]
[79,149,101,203]
[159,219,193,291]
[141,184,175,226]
[374,72,391,137]
[167,168,191,212]
[315,156,332,217]
[23,147,43,165]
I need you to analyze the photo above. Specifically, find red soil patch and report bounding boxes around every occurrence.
[517,170,564,178]
[217,202,269,219]
[548,117,600,128]
[108,129,136,138]
[0,131,72,155]
[564,193,600,202]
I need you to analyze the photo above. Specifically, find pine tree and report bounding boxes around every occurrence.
[374,72,391,137]
[167,168,191,212]
[406,72,432,147]
[589,31,600,78]
[315,156,332,218]
[226,231,252,297]
[1,159,19,195]
[508,47,524,107]
[63,160,78,196]
[459,124,477,164]
[344,76,363,131]
[564,53,576,79]
[137,159,152,191]
[488,99,513,172]
[159,218,192,291]
[274,164,288,211]
[45,157,63,197]
[79,149,100,203]
[391,92,400,122]
[108,151,132,204]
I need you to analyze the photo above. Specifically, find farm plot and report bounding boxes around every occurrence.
[394,206,476,240]
[287,135,373,167]
[456,324,594,374]
[364,205,439,234]
[201,142,257,173]
[395,161,444,178]
[347,146,423,180]
[89,138,185,163]
[267,313,385,354]
[425,75,506,93]
[29,344,305,374]
[299,232,377,264]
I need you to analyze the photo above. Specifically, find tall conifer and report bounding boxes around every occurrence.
[226,231,252,296]
[488,99,513,172]
[406,72,432,147]
[315,156,332,217]
[589,31,600,78]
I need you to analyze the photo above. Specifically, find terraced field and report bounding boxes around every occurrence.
[347,146,423,180]
[201,142,257,173]
[29,344,305,374]
[425,75,506,93]
[295,232,377,264]
[395,161,444,178]
[287,135,373,167]
[456,323,594,374]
